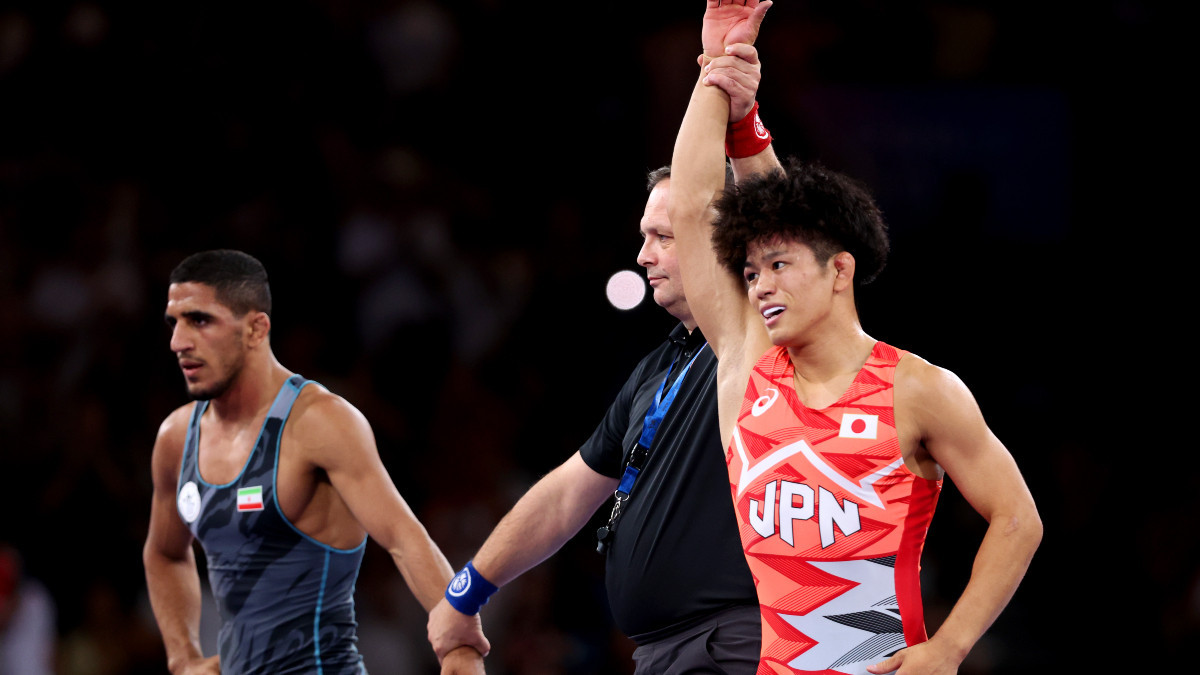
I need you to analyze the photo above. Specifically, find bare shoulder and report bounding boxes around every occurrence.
[150,403,196,484]
[894,351,1007,490]
[895,351,976,410]
[154,403,196,458]
[286,383,375,461]
[897,352,1039,527]
[894,351,990,454]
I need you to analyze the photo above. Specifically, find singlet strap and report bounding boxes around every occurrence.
[180,400,208,478]
[267,374,311,421]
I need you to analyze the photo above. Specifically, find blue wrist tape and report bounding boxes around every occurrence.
[445,561,498,615]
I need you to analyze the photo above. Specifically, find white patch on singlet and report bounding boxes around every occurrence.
[178,480,201,524]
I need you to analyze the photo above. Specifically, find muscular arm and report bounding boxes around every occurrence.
[143,407,219,675]
[872,359,1043,674]
[669,2,775,441]
[292,391,490,662]
[476,452,616,585]
[428,452,617,659]
[670,54,749,361]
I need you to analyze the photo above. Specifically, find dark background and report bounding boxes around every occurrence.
[0,1,1189,673]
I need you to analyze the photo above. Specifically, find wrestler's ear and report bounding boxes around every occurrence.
[246,311,271,348]
[831,251,855,292]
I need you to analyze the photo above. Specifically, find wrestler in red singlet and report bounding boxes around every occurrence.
[728,341,940,675]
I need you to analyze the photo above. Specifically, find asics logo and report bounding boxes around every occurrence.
[751,388,779,417]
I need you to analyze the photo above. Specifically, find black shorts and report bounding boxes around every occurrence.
[631,605,761,675]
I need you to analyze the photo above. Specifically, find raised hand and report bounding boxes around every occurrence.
[701,0,773,57]
[701,43,762,123]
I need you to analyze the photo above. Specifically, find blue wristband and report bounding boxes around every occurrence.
[445,561,498,615]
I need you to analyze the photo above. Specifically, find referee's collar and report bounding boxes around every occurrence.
[668,323,707,353]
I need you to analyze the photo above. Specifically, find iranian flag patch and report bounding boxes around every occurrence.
[237,486,265,512]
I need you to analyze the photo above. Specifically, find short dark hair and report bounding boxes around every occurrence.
[646,164,734,192]
[711,157,889,285]
[169,249,272,317]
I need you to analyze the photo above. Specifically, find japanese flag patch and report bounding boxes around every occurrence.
[839,413,878,439]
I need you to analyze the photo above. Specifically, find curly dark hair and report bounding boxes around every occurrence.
[711,157,889,285]
[169,249,272,317]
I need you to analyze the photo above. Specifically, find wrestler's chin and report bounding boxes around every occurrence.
[185,376,233,402]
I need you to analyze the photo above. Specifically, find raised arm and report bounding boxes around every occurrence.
[291,390,490,666]
[143,406,220,675]
[875,358,1043,674]
[427,452,616,661]
[669,2,772,363]
[669,4,776,447]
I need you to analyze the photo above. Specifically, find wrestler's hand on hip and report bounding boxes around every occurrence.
[867,639,962,675]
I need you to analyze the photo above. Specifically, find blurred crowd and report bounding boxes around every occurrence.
[0,1,1190,673]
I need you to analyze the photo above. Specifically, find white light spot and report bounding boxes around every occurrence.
[605,270,646,310]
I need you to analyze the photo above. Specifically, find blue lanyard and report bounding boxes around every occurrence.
[616,342,708,496]
[596,340,709,553]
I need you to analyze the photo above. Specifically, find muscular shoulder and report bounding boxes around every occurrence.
[154,403,196,458]
[285,384,375,464]
[897,353,975,404]
[150,403,196,484]
[895,352,985,445]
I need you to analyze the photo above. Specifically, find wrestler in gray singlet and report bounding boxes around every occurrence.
[176,375,367,674]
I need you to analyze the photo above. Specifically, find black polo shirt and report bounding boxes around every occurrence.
[579,324,756,642]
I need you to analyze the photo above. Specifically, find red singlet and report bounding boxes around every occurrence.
[727,342,941,674]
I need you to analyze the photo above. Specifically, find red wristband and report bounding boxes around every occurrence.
[725,101,772,159]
